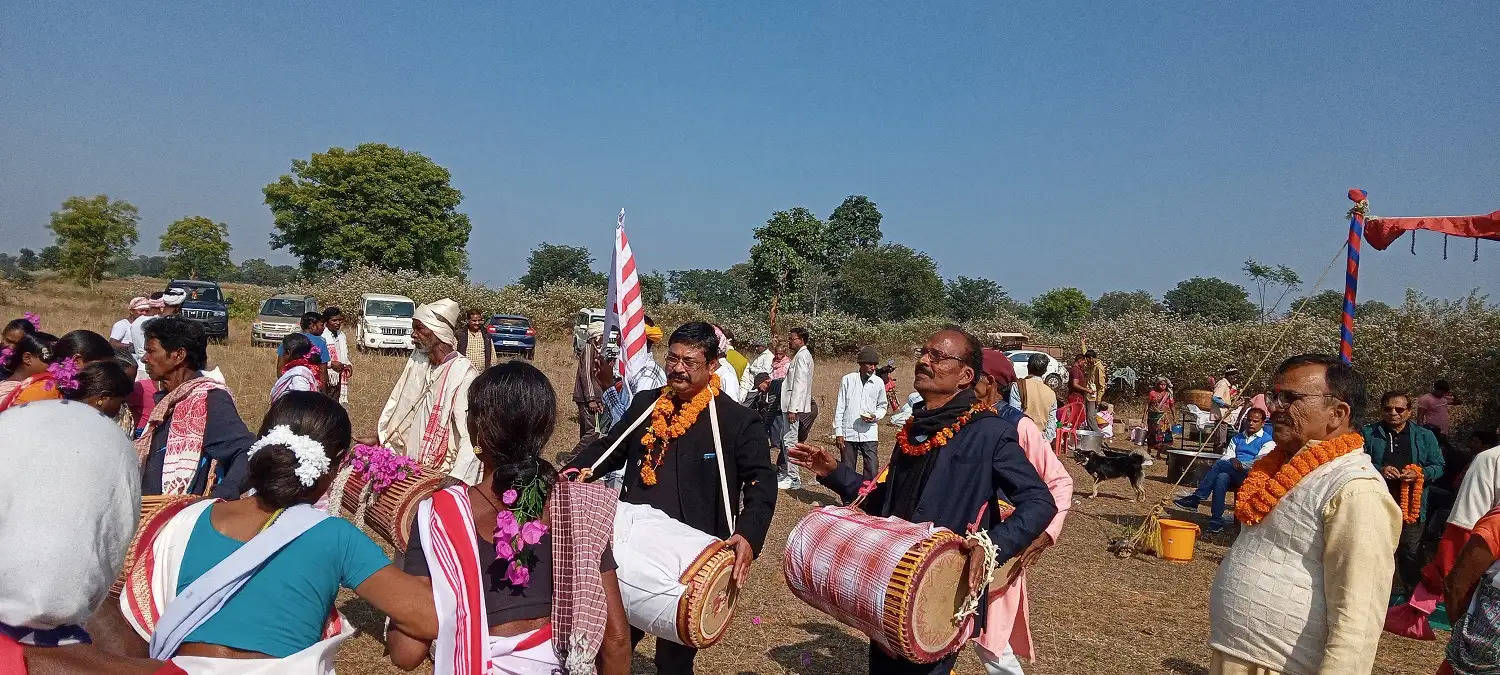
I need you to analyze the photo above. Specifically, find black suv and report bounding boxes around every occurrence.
[167,279,230,340]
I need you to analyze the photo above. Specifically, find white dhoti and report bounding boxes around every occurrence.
[484,628,561,675]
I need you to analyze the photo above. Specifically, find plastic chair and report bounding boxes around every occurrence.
[1053,401,1086,457]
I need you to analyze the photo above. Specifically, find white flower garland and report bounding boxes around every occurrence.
[248,425,331,488]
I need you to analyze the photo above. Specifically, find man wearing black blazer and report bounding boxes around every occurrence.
[792,326,1056,675]
[568,321,777,674]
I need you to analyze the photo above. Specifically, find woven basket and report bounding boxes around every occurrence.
[1183,389,1213,410]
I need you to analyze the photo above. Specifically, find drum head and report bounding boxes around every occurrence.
[679,546,738,648]
[906,539,970,659]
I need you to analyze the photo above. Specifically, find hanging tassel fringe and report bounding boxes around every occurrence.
[1475,238,1481,262]
[1410,231,1416,255]
[1443,234,1449,260]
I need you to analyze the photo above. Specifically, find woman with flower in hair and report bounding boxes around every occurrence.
[118,391,437,672]
[391,361,632,675]
[0,330,63,412]
[271,332,324,401]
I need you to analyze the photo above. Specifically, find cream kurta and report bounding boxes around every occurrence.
[377,352,480,484]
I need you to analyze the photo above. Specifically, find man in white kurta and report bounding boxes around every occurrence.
[833,346,887,480]
[377,298,481,484]
[739,337,773,394]
[1209,355,1399,675]
[779,327,814,489]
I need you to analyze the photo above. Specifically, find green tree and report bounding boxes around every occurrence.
[667,268,752,316]
[747,207,824,311]
[1289,290,1344,321]
[1092,290,1161,318]
[39,245,61,269]
[16,249,38,271]
[112,255,168,278]
[48,195,140,285]
[160,216,233,280]
[823,195,883,266]
[1164,277,1257,322]
[836,244,945,321]
[519,243,604,290]
[1030,287,1092,332]
[639,270,666,307]
[1243,259,1302,321]
[263,143,471,275]
[945,276,1017,322]
[235,258,299,287]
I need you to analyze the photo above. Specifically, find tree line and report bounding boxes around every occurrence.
[7,140,1390,328]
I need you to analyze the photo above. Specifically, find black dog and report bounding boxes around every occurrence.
[1071,447,1148,501]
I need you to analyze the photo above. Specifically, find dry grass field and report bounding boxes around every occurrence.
[2,280,1449,674]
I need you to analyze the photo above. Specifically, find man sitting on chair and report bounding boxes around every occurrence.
[1174,408,1275,532]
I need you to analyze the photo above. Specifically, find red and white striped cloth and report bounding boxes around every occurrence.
[604,209,651,389]
[783,506,940,655]
[418,485,488,675]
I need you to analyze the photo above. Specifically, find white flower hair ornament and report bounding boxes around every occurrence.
[248,425,332,488]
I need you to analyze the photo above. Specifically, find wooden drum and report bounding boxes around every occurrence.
[110,495,205,598]
[338,465,446,551]
[613,502,738,648]
[783,506,981,664]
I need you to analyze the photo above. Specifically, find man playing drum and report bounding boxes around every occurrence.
[568,321,778,674]
[790,326,1057,675]
[373,298,481,485]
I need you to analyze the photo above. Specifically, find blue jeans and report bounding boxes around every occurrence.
[1193,459,1248,521]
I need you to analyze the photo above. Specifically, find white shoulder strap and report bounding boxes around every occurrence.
[587,402,656,474]
[708,396,736,532]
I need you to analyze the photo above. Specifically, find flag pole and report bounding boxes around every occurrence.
[1340,189,1368,365]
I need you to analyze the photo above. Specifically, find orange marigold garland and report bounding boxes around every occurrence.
[1234,432,1365,526]
[1398,464,1423,524]
[639,374,720,486]
[895,403,989,457]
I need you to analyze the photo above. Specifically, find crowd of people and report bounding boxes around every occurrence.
[1,295,1498,675]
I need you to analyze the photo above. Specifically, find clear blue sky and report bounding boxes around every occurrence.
[3,1,1496,304]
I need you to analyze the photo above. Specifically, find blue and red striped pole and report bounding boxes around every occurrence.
[1341,189,1369,365]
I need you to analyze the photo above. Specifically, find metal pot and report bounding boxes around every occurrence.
[1076,429,1105,454]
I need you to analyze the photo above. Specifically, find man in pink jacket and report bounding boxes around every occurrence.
[974,349,1074,674]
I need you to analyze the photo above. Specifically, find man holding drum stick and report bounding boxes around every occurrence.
[568,321,778,674]
[790,326,1057,675]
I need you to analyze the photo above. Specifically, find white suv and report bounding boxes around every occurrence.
[1005,350,1067,389]
[357,293,416,353]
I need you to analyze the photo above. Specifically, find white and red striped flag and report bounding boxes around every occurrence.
[605,208,650,388]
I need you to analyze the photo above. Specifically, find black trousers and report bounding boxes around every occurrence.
[869,642,958,674]
[631,627,698,674]
[842,440,879,480]
[1395,520,1425,594]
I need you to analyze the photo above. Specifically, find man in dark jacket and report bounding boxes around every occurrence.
[568,321,777,674]
[791,327,1057,675]
[1361,390,1445,594]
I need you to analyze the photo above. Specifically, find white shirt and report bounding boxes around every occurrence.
[715,358,742,402]
[890,391,923,427]
[130,314,156,360]
[110,318,133,345]
[780,346,813,414]
[833,371,887,442]
[740,348,773,394]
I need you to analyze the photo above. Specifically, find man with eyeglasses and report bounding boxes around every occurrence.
[568,321,777,674]
[1209,354,1399,675]
[790,327,1056,675]
[1361,390,1445,596]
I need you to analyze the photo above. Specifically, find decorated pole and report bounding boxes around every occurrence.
[1341,189,1369,365]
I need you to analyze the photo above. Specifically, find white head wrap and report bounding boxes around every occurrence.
[128,296,150,311]
[249,425,331,488]
[0,400,141,632]
[413,298,462,349]
[161,288,187,307]
[587,320,605,341]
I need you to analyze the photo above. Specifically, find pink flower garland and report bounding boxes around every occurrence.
[22,312,39,330]
[494,488,548,588]
[45,356,81,392]
[348,443,420,493]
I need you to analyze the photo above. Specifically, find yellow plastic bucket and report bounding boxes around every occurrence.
[1157,519,1201,563]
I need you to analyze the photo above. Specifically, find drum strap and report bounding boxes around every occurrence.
[586,403,656,475]
[707,397,736,532]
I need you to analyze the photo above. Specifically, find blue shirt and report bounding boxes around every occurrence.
[276,332,328,361]
[176,504,390,657]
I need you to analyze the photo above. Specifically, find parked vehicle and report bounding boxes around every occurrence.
[487,314,536,359]
[166,279,229,341]
[1005,349,1068,389]
[571,308,619,356]
[357,293,415,353]
[251,294,319,347]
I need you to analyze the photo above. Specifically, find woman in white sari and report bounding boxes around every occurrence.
[120,391,436,673]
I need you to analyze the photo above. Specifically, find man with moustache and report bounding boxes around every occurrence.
[374,298,481,483]
[1209,354,1400,675]
[569,321,777,674]
[790,327,1057,675]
